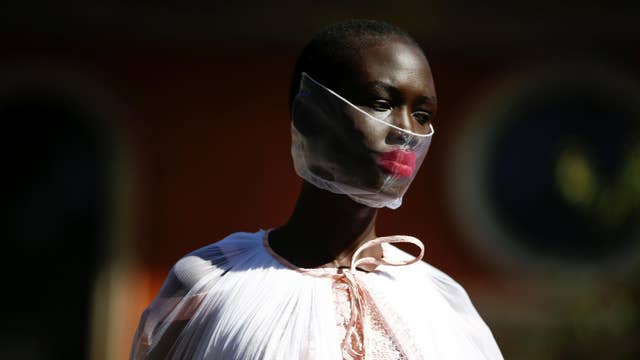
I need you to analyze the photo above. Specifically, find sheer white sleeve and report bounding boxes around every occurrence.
[129,230,503,360]
[130,243,232,359]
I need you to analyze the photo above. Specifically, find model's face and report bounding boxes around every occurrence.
[317,38,437,193]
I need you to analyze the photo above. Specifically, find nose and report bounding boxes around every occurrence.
[385,129,409,145]
[385,108,417,146]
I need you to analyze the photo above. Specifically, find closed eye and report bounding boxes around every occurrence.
[371,99,392,112]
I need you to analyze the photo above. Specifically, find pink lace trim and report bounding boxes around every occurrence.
[333,281,407,359]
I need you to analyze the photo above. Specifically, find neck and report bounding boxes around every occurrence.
[269,181,380,268]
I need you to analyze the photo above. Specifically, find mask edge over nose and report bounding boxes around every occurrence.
[290,72,434,209]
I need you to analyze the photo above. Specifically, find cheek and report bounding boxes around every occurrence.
[344,108,390,152]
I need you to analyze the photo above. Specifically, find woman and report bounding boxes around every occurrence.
[131,20,503,359]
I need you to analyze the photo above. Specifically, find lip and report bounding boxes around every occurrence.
[377,150,416,178]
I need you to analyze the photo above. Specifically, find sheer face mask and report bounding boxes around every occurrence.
[290,72,434,209]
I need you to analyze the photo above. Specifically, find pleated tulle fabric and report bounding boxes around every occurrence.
[130,230,503,360]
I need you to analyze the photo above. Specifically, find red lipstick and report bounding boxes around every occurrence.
[377,150,416,178]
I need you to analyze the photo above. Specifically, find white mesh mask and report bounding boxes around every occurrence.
[291,72,434,209]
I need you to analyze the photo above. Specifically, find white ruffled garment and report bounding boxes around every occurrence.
[131,229,503,359]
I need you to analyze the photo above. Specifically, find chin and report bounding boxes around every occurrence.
[377,175,412,196]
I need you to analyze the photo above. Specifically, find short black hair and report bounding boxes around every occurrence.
[289,19,421,109]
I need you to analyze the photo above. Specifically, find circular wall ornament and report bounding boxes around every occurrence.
[448,58,640,278]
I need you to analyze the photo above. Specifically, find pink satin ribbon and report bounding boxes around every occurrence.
[339,236,425,360]
[263,231,425,360]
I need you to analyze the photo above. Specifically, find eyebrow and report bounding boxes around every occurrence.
[365,80,438,105]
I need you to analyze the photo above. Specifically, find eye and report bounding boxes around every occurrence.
[412,111,433,125]
[371,99,392,112]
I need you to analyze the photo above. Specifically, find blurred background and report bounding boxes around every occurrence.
[3,1,640,359]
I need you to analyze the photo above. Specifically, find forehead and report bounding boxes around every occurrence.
[347,38,436,98]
